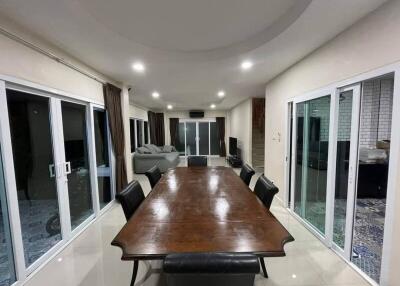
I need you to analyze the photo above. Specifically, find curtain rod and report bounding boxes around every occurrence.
[0,26,107,85]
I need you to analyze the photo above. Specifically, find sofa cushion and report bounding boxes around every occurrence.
[136,146,151,154]
[145,144,162,153]
[161,145,176,153]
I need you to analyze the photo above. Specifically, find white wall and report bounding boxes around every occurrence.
[0,16,116,103]
[263,0,400,284]
[129,104,148,121]
[228,99,252,164]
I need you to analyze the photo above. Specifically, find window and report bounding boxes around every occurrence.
[130,118,149,152]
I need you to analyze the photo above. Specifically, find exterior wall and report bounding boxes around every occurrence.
[360,78,393,148]
[263,1,400,285]
[228,99,252,164]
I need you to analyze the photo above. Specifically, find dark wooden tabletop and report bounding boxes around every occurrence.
[112,167,294,260]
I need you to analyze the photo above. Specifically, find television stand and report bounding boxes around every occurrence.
[227,155,242,168]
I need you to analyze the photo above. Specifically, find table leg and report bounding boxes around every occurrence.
[130,260,139,286]
[259,258,268,278]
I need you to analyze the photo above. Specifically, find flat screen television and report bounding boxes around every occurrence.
[229,137,237,156]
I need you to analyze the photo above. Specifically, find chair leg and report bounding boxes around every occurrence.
[130,260,139,286]
[259,257,269,278]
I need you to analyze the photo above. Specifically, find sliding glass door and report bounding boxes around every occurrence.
[93,108,114,210]
[60,101,93,230]
[185,122,197,155]
[6,90,63,267]
[0,80,115,284]
[288,74,395,284]
[176,120,219,156]
[332,85,361,254]
[294,95,331,235]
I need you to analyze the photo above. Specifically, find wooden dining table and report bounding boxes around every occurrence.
[112,166,294,281]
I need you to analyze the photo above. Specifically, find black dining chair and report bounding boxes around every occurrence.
[115,180,146,286]
[253,174,279,278]
[145,165,162,188]
[239,164,255,186]
[163,252,259,286]
[187,156,208,167]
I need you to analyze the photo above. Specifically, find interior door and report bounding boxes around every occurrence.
[60,101,94,231]
[332,84,361,258]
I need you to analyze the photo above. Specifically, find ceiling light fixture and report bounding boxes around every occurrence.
[132,61,145,73]
[241,60,253,71]
[152,91,160,98]
[217,90,225,98]
[210,104,216,109]
[167,104,173,110]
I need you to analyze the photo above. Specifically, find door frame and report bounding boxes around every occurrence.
[0,75,112,283]
[179,118,219,157]
[328,84,361,259]
[89,104,116,216]
[283,62,400,286]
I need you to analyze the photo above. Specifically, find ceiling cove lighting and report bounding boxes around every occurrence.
[217,90,225,98]
[210,104,216,109]
[241,60,253,71]
[152,91,160,98]
[132,61,145,73]
[167,104,173,110]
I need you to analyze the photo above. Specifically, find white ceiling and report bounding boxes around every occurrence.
[0,0,387,111]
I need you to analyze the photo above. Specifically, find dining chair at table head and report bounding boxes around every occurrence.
[115,180,145,221]
[187,156,208,167]
[239,164,255,186]
[145,165,162,188]
[253,175,279,210]
[163,252,259,286]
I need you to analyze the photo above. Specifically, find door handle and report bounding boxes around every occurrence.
[49,164,55,178]
[65,162,72,175]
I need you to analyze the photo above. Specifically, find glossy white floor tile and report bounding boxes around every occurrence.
[23,159,371,286]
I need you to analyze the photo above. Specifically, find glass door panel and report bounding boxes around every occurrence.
[185,122,196,156]
[333,90,354,249]
[294,95,331,234]
[6,90,62,266]
[93,109,112,209]
[61,101,93,230]
[198,122,209,155]
[210,122,219,155]
[136,120,143,148]
[176,123,185,155]
[0,145,16,286]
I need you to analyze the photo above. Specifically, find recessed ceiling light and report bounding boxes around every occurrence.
[241,60,253,71]
[152,91,160,98]
[217,90,225,98]
[167,104,173,110]
[210,104,216,109]
[132,61,145,73]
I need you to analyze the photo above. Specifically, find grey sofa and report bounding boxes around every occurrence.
[133,144,180,174]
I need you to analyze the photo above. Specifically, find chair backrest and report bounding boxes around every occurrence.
[163,252,259,286]
[239,164,255,186]
[187,156,208,167]
[254,175,279,210]
[145,165,162,188]
[115,180,145,220]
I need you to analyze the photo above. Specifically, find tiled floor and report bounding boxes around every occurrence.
[23,158,370,286]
